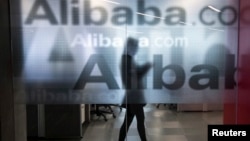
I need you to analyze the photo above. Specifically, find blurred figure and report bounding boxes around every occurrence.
[118,37,152,141]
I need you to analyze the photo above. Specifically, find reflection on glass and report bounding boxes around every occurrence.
[11,0,238,105]
[8,0,241,141]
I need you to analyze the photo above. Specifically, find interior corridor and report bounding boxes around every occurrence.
[28,104,222,141]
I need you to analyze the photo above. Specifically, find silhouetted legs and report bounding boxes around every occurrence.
[118,105,147,141]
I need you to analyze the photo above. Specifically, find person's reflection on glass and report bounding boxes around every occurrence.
[118,37,152,141]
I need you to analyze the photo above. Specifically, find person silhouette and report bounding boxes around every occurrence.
[118,37,152,141]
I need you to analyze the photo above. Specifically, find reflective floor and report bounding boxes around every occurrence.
[28,104,222,141]
[82,104,222,141]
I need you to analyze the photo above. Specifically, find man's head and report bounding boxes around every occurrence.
[124,37,138,56]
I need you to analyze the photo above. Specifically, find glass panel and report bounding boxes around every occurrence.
[12,0,238,104]
[9,0,239,141]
